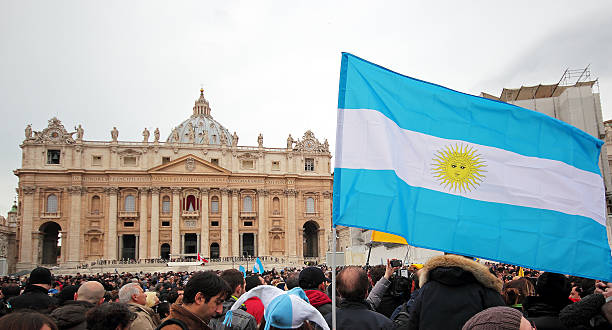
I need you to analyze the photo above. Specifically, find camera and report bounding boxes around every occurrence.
[390,259,402,268]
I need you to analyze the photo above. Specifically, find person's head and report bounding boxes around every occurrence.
[336,266,369,302]
[75,281,106,305]
[57,285,79,305]
[220,269,246,298]
[28,267,53,290]
[285,272,300,290]
[462,306,535,330]
[298,267,328,291]
[0,310,58,330]
[246,275,265,292]
[1,283,21,299]
[86,303,136,330]
[118,283,146,305]
[155,301,170,320]
[368,265,386,285]
[144,291,159,308]
[535,272,571,303]
[182,271,230,321]
[503,278,535,305]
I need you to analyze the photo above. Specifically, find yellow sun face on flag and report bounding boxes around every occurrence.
[432,144,486,193]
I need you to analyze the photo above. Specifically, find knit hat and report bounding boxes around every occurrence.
[223,285,330,330]
[298,267,329,289]
[29,267,53,285]
[462,306,523,330]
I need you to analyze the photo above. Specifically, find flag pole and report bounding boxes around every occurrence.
[331,226,337,330]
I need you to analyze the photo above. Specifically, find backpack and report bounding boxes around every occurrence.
[156,318,188,330]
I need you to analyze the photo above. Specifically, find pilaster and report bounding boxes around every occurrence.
[231,188,239,256]
[171,187,181,257]
[200,188,209,257]
[285,189,298,258]
[18,186,36,269]
[257,189,268,256]
[150,187,160,258]
[138,187,149,259]
[68,185,83,263]
[105,187,118,260]
[220,188,229,257]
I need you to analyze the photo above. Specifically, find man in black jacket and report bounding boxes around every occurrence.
[405,255,505,329]
[524,272,572,330]
[8,267,58,313]
[50,281,106,330]
[324,266,393,330]
[299,267,332,316]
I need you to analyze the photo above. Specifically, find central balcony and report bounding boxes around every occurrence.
[240,211,257,219]
[182,210,200,218]
[41,212,61,219]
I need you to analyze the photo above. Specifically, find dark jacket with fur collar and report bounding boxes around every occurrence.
[405,255,504,330]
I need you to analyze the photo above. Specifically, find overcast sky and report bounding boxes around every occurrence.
[1,1,611,214]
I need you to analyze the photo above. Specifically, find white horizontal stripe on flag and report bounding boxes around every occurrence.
[335,108,606,226]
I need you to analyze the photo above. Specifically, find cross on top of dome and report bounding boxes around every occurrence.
[194,88,211,117]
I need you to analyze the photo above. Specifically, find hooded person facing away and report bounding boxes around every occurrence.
[403,254,505,330]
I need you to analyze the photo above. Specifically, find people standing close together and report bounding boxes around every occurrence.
[1,256,611,330]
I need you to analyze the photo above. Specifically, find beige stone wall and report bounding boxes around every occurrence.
[16,118,332,269]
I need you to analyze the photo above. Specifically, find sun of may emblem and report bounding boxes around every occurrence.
[432,143,487,193]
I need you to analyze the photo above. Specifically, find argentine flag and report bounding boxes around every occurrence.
[333,53,612,281]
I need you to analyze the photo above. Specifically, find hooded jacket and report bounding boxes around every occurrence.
[404,255,504,330]
[209,296,257,330]
[524,295,571,330]
[50,300,95,330]
[304,289,332,316]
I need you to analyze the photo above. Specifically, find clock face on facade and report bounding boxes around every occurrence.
[48,129,61,140]
[304,139,315,151]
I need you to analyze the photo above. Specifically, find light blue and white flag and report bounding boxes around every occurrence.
[239,265,246,278]
[333,53,612,280]
[256,257,265,274]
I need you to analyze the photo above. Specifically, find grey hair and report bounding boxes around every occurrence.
[118,282,141,303]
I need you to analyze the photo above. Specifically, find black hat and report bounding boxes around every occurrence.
[536,272,571,301]
[29,267,53,285]
[299,267,329,289]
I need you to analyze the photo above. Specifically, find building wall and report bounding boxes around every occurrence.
[15,99,332,270]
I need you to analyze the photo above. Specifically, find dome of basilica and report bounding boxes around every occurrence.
[166,89,234,146]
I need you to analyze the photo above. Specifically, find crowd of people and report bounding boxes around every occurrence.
[0,255,611,329]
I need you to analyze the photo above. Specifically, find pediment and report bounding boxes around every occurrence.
[148,154,230,174]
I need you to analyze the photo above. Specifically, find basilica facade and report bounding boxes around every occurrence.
[15,90,333,270]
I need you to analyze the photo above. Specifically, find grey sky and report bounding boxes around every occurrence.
[1,0,611,214]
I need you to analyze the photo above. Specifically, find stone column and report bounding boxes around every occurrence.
[322,191,332,256]
[105,187,118,260]
[138,187,149,259]
[150,188,160,258]
[286,189,297,258]
[257,189,268,257]
[220,189,229,257]
[68,186,83,263]
[171,187,181,257]
[200,188,209,257]
[31,231,42,265]
[231,189,240,257]
[18,186,36,267]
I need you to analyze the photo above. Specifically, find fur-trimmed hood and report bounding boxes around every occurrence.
[419,255,502,293]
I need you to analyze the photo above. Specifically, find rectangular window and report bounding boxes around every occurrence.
[47,150,61,164]
[92,155,102,166]
[162,200,171,214]
[123,156,137,166]
[211,221,219,227]
[161,221,170,227]
[305,158,314,171]
[162,157,170,164]
[211,200,219,213]
[211,158,219,166]
[244,221,253,226]
[241,160,254,169]
[124,221,134,227]
[272,161,280,171]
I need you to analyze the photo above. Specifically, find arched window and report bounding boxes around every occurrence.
[306,197,315,214]
[46,194,58,213]
[272,197,280,215]
[124,195,135,212]
[210,243,220,258]
[243,196,253,212]
[91,195,101,215]
[162,196,171,213]
[211,196,219,214]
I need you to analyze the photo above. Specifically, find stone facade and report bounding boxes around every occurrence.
[0,205,18,275]
[15,90,332,270]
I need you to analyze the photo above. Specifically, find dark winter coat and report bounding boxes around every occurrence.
[324,300,393,330]
[7,284,58,313]
[305,289,332,316]
[50,300,95,330]
[524,295,571,330]
[559,294,612,330]
[209,296,257,330]
[404,255,505,330]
